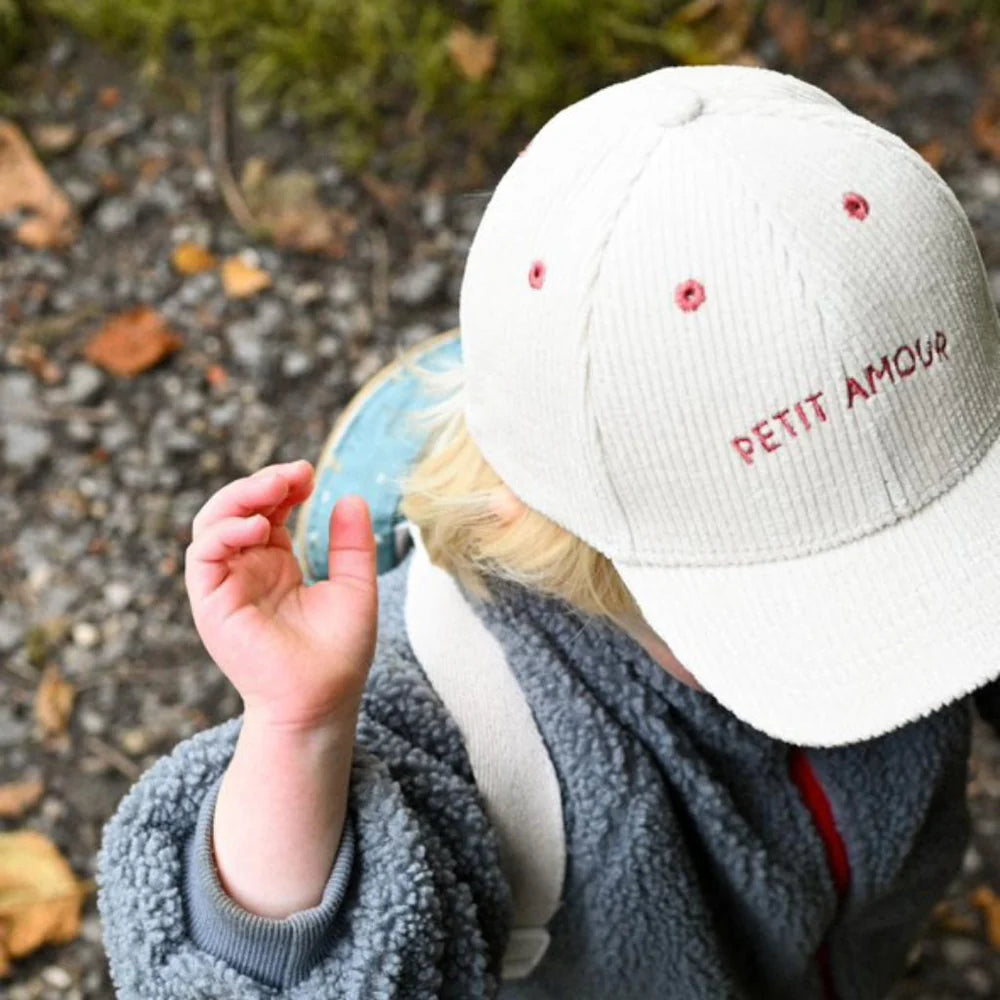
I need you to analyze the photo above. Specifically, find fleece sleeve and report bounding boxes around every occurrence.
[96,637,514,999]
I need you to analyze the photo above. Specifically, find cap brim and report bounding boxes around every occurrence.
[614,426,1000,747]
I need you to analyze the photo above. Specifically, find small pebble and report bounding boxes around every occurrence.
[103,581,134,611]
[41,965,73,989]
[941,936,979,966]
[72,621,101,648]
[964,967,994,997]
[390,259,446,306]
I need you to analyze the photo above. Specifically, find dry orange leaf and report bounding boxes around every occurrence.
[764,0,812,68]
[361,173,409,213]
[0,782,44,820]
[222,256,273,298]
[931,898,980,936]
[0,831,89,977]
[854,19,938,66]
[447,26,498,82]
[97,86,121,110]
[0,120,79,251]
[971,886,1000,951]
[83,306,184,377]
[172,242,218,276]
[34,666,75,737]
[204,363,229,389]
[973,69,1000,162]
[917,138,948,171]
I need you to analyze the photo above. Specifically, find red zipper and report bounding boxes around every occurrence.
[788,747,851,1000]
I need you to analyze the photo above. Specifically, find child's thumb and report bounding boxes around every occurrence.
[326,495,378,601]
[312,494,379,674]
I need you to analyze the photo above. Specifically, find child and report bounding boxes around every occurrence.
[97,64,1000,999]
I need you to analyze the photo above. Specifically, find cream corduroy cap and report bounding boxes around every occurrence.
[458,64,1000,747]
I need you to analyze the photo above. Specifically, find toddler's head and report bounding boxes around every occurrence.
[400,64,1000,748]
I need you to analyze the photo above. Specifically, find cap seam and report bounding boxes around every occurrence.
[704,125,908,518]
[580,118,696,557]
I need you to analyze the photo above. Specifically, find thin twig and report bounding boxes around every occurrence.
[0,405,117,424]
[208,71,261,235]
[84,734,142,780]
[370,226,391,321]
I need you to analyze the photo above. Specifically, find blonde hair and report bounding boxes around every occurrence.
[396,344,642,627]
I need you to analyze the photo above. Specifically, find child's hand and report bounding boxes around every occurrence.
[184,460,378,732]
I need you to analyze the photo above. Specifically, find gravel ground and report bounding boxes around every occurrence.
[2,25,1000,1000]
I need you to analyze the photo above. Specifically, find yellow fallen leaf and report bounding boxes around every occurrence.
[241,165,358,257]
[172,242,217,275]
[0,119,79,250]
[446,26,498,82]
[222,256,272,298]
[83,306,184,378]
[0,832,89,977]
[973,67,1000,163]
[971,885,1000,951]
[917,138,948,171]
[932,898,980,936]
[34,666,75,737]
[663,0,753,66]
[0,781,44,820]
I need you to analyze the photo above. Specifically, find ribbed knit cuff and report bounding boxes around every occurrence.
[182,775,356,990]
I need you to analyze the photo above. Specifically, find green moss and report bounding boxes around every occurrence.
[10,0,1000,174]
[0,0,27,68]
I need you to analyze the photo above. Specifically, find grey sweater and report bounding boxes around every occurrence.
[97,546,974,999]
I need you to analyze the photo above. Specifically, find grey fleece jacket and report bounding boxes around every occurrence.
[97,545,975,1000]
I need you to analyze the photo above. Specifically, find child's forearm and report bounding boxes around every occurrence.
[212,709,358,918]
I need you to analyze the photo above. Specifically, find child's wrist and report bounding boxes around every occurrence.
[241,700,361,745]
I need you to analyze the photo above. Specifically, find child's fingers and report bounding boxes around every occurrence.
[191,461,313,539]
[262,474,316,531]
[184,514,271,604]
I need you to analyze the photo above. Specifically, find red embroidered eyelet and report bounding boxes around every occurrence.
[843,192,869,220]
[528,259,546,289]
[675,279,705,312]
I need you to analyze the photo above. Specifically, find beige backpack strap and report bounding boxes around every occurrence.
[402,521,566,981]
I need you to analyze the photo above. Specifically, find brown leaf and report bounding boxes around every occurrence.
[172,242,218,276]
[0,831,88,976]
[221,257,273,298]
[932,899,980,936]
[361,173,409,213]
[447,26,499,82]
[34,667,75,737]
[973,69,1000,162]
[204,364,229,389]
[97,86,121,110]
[0,782,44,820]
[917,138,948,171]
[828,75,900,115]
[139,155,170,183]
[0,120,79,250]
[764,1,812,68]
[83,306,184,377]
[971,886,1000,951]
[854,17,938,66]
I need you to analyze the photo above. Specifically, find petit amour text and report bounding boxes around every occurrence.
[732,330,950,467]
